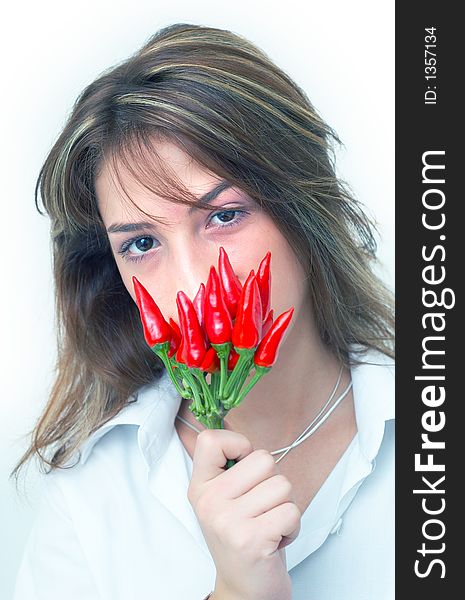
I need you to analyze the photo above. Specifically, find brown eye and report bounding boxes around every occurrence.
[133,237,154,252]
[208,209,248,229]
[216,211,236,223]
[117,236,158,263]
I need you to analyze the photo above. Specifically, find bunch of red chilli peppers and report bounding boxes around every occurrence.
[132,246,294,439]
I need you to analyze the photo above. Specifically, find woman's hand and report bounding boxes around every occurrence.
[187,429,301,600]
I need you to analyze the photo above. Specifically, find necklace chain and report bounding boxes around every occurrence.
[175,362,352,464]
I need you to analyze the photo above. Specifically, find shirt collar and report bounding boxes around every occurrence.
[77,344,394,467]
[77,370,181,466]
[350,344,395,462]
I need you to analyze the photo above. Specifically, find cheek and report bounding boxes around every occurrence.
[271,250,308,315]
[243,217,308,316]
[118,261,190,325]
[116,263,140,306]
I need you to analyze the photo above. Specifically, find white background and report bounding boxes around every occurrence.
[0,0,394,596]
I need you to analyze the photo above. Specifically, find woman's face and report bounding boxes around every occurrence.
[95,139,310,339]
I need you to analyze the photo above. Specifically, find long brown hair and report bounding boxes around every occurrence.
[10,22,394,487]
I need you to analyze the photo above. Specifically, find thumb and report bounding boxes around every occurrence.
[191,428,254,483]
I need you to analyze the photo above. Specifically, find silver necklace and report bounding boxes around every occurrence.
[175,363,353,464]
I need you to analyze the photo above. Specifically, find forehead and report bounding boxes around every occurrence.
[94,138,225,222]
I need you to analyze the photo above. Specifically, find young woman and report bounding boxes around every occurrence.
[11,23,395,600]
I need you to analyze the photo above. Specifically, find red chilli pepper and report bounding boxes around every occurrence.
[167,317,182,359]
[227,347,240,371]
[176,291,208,368]
[262,308,274,339]
[192,283,206,329]
[132,276,172,348]
[199,347,220,373]
[254,307,294,368]
[175,332,187,365]
[231,270,263,350]
[256,251,271,321]
[218,246,243,320]
[204,266,233,345]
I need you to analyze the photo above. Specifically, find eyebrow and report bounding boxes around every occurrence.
[106,180,232,234]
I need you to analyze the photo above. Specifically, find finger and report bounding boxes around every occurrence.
[234,474,295,518]
[215,448,279,498]
[255,501,302,553]
[191,429,254,484]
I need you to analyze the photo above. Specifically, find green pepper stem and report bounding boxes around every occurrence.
[181,368,205,416]
[232,365,270,407]
[222,347,255,399]
[211,342,232,400]
[191,368,219,417]
[226,367,252,408]
[219,353,228,398]
[210,371,220,401]
[223,353,254,408]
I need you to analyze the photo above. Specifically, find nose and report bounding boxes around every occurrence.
[173,257,211,303]
[161,241,219,323]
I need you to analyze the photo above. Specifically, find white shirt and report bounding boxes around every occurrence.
[13,346,394,600]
